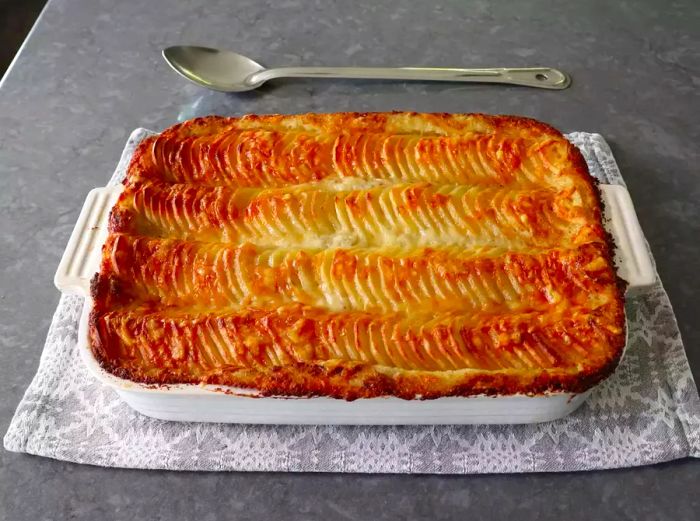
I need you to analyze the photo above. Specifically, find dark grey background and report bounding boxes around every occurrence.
[0,0,46,76]
[1,0,698,519]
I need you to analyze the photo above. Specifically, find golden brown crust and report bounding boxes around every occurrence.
[91,112,626,399]
[89,301,625,400]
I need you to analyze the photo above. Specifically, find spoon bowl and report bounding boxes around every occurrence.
[163,45,571,92]
[163,46,266,92]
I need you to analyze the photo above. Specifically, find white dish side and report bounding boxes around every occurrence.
[57,184,651,425]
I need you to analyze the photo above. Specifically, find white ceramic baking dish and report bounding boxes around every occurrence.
[54,183,654,425]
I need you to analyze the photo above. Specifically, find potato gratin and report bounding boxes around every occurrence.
[90,112,625,399]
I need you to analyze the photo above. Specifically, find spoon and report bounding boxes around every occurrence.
[162,46,571,92]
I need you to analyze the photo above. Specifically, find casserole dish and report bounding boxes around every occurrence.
[54,116,655,424]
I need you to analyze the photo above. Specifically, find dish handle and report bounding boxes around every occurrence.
[599,184,656,293]
[54,187,123,296]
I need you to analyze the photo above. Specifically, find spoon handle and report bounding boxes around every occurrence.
[249,66,570,90]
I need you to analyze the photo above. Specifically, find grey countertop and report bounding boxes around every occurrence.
[1,0,699,519]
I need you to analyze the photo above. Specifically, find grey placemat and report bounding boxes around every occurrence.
[4,129,700,473]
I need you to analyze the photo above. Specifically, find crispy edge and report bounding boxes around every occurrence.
[88,343,626,401]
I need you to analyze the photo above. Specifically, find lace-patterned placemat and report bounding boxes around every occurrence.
[4,129,700,473]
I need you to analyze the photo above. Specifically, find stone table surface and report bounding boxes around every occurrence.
[1,0,699,519]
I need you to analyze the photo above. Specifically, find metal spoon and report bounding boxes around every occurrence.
[162,46,571,92]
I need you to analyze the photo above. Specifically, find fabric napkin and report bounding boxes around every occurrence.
[4,129,700,473]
